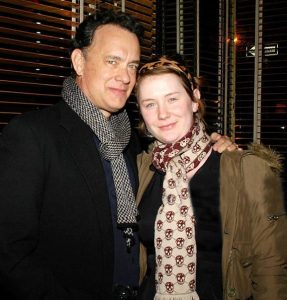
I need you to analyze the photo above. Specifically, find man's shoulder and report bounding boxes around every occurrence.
[0,102,71,143]
[5,101,79,131]
[9,101,62,124]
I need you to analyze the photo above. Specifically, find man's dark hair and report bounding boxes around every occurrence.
[70,9,144,53]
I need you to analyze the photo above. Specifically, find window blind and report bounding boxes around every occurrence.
[0,0,155,131]
[0,0,79,130]
[226,0,287,197]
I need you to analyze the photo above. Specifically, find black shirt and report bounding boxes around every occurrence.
[94,136,140,287]
[138,150,222,299]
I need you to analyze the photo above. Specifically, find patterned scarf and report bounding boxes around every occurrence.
[152,119,211,300]
[62,76,138,250]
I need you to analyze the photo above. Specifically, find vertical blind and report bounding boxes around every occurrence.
[232,0,286,177]
[155,1,196,69]
[156,0,224,134]
[0,0,155,131]
[198,0,224,133]
[156,0,286,196]
[261,0,287,158]
[224,0,287,197]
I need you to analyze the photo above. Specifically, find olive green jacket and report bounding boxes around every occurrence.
[136,144,287,300]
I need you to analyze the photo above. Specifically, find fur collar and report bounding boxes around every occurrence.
[247,143,283,174]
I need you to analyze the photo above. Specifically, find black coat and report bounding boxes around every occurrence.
[0,101,140,299]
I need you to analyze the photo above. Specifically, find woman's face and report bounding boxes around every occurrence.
[138,73,198,144]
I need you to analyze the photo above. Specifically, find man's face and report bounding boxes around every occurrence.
[72,24,141,118]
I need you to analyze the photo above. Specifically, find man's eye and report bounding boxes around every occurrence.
[129,64,139,70]
[107,59,117,65]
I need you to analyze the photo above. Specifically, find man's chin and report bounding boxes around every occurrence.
[108,105,127,115]
[111,100,128,112]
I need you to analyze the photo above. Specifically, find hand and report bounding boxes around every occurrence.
[210,132,240,153]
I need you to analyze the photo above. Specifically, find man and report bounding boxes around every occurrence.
[0,9,234,300]
[0,9,143,300]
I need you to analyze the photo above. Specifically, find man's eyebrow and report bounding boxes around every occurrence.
[129,60,140,65]
[106,55,121,60]
[105,56,140,65]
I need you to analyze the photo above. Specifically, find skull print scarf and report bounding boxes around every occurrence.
[152,119,212,300]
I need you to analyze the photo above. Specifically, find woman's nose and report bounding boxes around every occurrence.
[158,104,170,120]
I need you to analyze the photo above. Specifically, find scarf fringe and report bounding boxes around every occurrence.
[154,292,199,300]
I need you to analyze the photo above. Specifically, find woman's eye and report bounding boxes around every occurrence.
[169,97,178,102]
[145,102,155,109]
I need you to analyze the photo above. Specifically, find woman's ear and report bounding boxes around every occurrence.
[71,49,85,76]
[192,88,200,112]
[192,101,199,113]
[193,88,201,100]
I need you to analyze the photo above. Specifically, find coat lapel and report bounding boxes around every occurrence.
[58,101,114,248]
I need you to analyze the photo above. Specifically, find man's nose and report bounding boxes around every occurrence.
[115,67,131,84]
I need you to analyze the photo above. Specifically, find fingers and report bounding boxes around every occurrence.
[226,143,240,152]
[210,132,241,153]
[210,132,221,142]
[212,137,233,153]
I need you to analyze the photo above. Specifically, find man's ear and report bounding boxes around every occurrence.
[193,88,201,100]
[71,49,85,76]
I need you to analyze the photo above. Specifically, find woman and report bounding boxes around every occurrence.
[135,56,287,300]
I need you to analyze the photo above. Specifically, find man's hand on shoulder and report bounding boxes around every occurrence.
[211,132,241,153]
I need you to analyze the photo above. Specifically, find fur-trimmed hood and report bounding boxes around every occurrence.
[247,143,284,174]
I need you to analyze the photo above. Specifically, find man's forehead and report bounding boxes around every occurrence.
[94,23,139,42]
[90,25,140,60]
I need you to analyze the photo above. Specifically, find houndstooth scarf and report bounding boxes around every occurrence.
[62,76,138,250]
[152,119,211,300]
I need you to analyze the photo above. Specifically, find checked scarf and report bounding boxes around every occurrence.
[152,119,211,300]
[62,76,138,250]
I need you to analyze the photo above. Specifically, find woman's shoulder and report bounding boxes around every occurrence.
[137,143,154,170]
[136,143,156,206]
[221,143,283,175]
[220,144,285,218]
